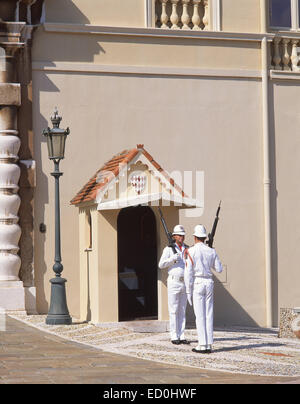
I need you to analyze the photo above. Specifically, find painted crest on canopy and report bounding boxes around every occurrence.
[129,171,147,195]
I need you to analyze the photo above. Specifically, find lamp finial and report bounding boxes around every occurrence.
[51,107,62,128]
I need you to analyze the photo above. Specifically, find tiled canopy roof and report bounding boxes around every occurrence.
[70,144,186,206]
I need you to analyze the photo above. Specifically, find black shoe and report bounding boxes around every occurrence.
[179,340,190,345]
[171,340,181,345]
[192,348,210,354]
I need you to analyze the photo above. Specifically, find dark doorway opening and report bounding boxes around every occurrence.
[117,206,158,321]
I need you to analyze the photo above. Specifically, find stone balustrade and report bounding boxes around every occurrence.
[271,36,300,72]
[155,0,210,30]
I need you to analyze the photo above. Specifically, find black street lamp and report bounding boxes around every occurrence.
[43,108,72,325]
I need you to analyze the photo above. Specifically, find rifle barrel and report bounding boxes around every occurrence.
[158,208,177,253]
[207,201,221,248]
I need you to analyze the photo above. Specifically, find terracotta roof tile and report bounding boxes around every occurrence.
[70,145,187,205]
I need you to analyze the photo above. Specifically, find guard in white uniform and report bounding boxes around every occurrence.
[185,225,223,353]
[158,225,189,345]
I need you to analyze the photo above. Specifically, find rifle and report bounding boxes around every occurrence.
[206,201,221,248]
[158,207,177,254]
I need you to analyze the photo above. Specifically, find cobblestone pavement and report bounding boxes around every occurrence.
[0,314,299,384]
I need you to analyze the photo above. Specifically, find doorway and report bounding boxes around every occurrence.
[117,206,158,321]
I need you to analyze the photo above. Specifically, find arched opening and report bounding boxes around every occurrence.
[117,206,158,321]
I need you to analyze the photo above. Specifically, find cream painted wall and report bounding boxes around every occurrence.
[32,60,266,325]
[44,0,264,34]
[27,0,300,330]
[271,80,300,313]
[221,0,261,33]
[44,0,146,27]
[33,29,261,72]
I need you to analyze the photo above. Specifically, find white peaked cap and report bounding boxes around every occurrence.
[193,225,207,238]
[172,225,186,236]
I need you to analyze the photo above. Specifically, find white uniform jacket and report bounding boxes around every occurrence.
[185,243,223,293]
[158,243,188,277]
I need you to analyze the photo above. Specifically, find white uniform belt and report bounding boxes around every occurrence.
[169,275,184,282]
[194,275,212,280]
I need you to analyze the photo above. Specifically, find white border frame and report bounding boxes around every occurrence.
[292,0,300,30]
[145,0,154,28]
[212,0,221,31]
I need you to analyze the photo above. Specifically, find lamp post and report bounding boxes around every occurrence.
[43,108,72,325]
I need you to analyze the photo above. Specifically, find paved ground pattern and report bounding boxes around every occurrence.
[1,314,299,384]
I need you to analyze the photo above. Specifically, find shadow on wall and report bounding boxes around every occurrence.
[268,82,279,328]
[34,39,105,65]
[186,277,259,328]
[44,0,91,24]
[0,0,89,25]
[214,277,259,327]
[17,33,36,290]
[34,76,60,313]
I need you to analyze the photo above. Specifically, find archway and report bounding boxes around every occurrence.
[117,206,158,321]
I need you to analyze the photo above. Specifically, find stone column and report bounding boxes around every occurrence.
[0,26,25,312]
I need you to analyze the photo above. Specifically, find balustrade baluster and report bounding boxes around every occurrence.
[273,38,282,70]
[181,0,191,30]
[202,0,209,30]
[160,0,169,28]
[192,0,201,30]
[291,40,300,72]
[170,0,180,29]
[282,39,291,71]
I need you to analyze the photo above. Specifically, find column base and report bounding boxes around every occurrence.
[45,314,72,325]
[45,277,72,325]
[0,280,25,312]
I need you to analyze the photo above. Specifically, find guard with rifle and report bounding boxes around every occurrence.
[158,208,190,345]
[184,203,223,354]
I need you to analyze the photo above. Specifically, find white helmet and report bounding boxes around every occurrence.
[193,224,207,238]
[172,225,186,236]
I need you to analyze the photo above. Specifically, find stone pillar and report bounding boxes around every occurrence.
[0,25,25,312]
[0,1,43,314]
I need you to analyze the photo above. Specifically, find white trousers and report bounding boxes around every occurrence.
[193,278,214,347]
[167,278,187,340]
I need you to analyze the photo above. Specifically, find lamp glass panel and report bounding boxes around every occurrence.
[47,134,66,159]
[46,134,54,159]
[60,134,67,159]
